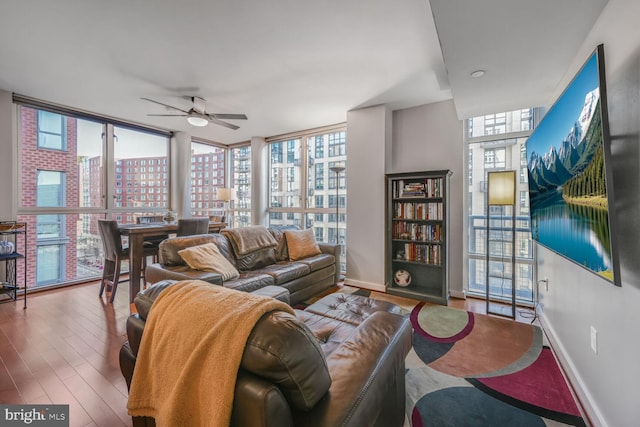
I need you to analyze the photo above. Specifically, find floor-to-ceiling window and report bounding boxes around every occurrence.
[16,99,170,290]
[112,126,170,224]
[465,109,536,304]
[229,144,251,228]
[267,126,347,273]
[189,141,226,218]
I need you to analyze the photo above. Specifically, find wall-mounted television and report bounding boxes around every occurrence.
[526,44,620,286]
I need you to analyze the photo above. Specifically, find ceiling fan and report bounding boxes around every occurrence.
[142,96,247,130]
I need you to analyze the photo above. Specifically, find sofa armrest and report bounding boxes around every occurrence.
[293,312,412,427]
[318,243,341,283]
[145,263,224,286]
[232,370,293,427]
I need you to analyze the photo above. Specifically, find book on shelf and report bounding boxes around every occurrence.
[392,178,444,199]
[394,202,443,220]
[393,221,442,242]
[398,243,441,265]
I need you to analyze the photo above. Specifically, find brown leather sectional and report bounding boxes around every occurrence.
[144,226,340,306]
[120,281,413,427]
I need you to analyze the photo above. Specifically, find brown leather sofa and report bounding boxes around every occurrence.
[145,226,339,306]
[120,280,413,427]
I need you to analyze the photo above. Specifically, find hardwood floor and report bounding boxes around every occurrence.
[0,281,537,427]
[0,281,133,427]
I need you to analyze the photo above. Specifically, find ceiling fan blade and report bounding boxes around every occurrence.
[210,113,248,120]
[147,114,189,117]
[209,117,240,130]
[141,97,190,114]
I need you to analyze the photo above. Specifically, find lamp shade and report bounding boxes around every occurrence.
[216,187,235,201]
[488,170,516,206]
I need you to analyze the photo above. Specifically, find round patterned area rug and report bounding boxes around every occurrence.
[406,302,586,427]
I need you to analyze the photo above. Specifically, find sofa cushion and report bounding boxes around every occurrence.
[177,243,240,281]
[235,248,277,271]
[159,234,237,267]
[224,272,275,293]
[254,262,311,285]
[294,253,335,273]
[285,229,321,261]
[146,263,224,286]
[242,310,331,411]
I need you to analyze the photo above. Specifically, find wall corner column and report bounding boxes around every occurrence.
[344,104,392,291]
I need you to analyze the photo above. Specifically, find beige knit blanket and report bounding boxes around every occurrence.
[222,225,278,256]
[127,280,294,427]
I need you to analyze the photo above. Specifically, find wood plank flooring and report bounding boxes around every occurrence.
[0,282,133,427]
[0,281,537,427]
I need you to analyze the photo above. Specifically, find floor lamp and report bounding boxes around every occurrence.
[329,165,345,281]
[216,187,235,227]
[486,170,516,319]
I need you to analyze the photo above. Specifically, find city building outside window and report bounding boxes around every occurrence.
[37,110,67,150]
[267,127,347,273]
[189,141,226,218]
[229,145,251,228]
[17,102,170,290]
[466,109,536,304]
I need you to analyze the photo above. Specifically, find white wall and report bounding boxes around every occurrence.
[536,1,640,426]
[0,90,16,220]
[392,100,464,297]
[344,105,391,291]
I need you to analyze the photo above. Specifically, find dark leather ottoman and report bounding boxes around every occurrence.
[303,292,404,325]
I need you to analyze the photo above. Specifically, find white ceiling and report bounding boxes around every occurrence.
[0,0,607,144]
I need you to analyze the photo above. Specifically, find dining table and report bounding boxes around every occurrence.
[118,221,226,304]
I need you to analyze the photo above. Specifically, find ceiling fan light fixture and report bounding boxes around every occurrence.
[187,116,209,127]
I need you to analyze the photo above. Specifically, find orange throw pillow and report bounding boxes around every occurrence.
[285,229,321,261]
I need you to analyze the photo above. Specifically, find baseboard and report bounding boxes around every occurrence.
[539,312,606,427]
[343,277,387,293]
[449,289,466,299]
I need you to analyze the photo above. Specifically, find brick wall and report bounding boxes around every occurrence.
[18,107,79,287]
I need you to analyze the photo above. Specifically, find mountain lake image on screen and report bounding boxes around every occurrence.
[525,44,620,286]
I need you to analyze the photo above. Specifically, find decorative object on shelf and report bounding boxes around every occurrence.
[0,238,14,255]
[486,170,517,319]
[163,210,177,223]
[394,269,412,287]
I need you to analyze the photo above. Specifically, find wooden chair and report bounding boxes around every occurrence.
[98,220,157,303]
[136,215,168,261]
[176,218,209,236]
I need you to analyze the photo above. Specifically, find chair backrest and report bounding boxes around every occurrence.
[176,218,209,236]
[98,220,124,261]
[137,215,164,224]
[209,215,226,223]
